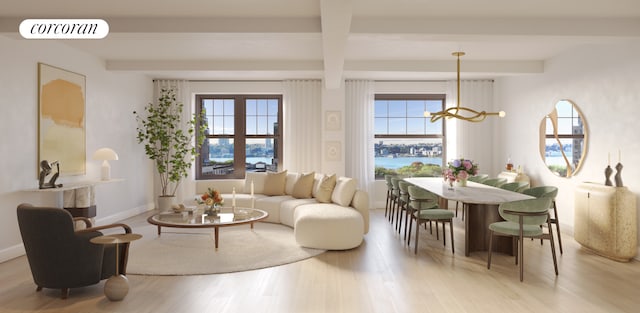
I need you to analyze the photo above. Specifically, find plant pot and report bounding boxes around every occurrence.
[157,196,176,211]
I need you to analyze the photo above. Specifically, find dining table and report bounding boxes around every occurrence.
[404,177,534,256]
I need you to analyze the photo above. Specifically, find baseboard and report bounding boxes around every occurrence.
[1,202,154,264]
[95,203,154,226]
[0,243,25,263]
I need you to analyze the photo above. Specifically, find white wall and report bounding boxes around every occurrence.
[494,42,640,246]
[0,35,154,262]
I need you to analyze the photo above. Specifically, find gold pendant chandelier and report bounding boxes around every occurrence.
[425,52,505,122]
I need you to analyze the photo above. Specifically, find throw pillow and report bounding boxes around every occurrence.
[311,173,324,198]
[292,172,315,199]
[315,174,337,203]
[244,172,267,194]
[262,170,288,196]
[285,172,300,195]
[331,176,357,206]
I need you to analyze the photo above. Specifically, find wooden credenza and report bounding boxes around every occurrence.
[574,182,637,262]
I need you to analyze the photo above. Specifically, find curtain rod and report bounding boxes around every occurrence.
[151,79,493,83]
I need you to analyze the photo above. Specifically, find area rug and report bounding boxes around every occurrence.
[126,222,325,275]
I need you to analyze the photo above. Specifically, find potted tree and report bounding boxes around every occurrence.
[134,88,205,210]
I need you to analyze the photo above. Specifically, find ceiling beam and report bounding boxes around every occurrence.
[106,60,323,71]
[320,0,352,89]
[345,60,543,75]
[351,17,640,37]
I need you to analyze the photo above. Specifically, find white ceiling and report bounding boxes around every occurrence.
[2,0,640,87]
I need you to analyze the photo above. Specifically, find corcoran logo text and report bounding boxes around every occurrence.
[19,19,109,39]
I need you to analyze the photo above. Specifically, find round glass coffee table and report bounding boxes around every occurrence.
[147,207,268,249]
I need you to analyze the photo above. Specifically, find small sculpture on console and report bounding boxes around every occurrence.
[38,160,63,189]
[614,162,624,187]
[604,165,613,186]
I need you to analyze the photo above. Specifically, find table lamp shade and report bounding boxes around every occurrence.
[92,148,118,180]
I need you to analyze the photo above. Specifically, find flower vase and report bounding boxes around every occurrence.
[205,204,220,216]
[456,178,467,187]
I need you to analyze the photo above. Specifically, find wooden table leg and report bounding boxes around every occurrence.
[214,226,219,249]
[464,203,470,256]
[157,225,161,236]
[466,203,513,256]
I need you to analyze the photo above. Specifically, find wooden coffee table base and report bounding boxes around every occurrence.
[154,224,257,249]
[148,209,268,250]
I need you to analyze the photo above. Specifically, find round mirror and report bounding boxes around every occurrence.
[539,99,588,177]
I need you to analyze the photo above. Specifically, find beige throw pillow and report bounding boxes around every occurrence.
[315,174,337,203]
[331,176,357,206]
[292,172,315,199]
[262,170,288,196]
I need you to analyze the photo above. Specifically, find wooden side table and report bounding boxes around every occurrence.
[90,233,142,301]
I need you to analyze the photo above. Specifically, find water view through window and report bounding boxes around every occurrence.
[196,95,282,179]
[374,95,446,179]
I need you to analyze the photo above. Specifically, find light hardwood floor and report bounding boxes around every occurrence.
[2,207,639,313]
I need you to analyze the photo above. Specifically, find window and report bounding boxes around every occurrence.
[196,95,282,179]
[374,94,446,179]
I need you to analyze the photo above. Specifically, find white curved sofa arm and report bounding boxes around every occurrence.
[351,189,370,234]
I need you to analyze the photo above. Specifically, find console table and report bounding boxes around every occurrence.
[23,179,124,218]
[574,182,637,262]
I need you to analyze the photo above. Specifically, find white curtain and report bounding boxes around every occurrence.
[448,79,495,175]
[283,80,322,173]
[345,80,375,201]
[152,79,195,204]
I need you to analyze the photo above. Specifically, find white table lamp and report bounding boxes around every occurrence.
[93,148,119,180]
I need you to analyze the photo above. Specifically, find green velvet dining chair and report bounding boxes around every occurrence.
[453,175,489,221]
[384,175,394,219]
[390,177,403,226]
[522,186,562,254]
[407,186,455,254]
[482,178,507,188]
[468,174,489,183]
[487,197,558,281]
[398,180,414,239]
[500,181,530,193]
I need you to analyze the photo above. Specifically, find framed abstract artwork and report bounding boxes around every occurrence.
[38,63,86,176]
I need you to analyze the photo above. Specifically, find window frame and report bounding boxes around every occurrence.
[195,94,283,180]
[374,93,447,179]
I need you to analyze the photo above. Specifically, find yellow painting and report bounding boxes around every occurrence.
[38,63,86,176]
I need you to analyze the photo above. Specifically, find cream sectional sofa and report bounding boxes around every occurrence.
[195,171,369,250]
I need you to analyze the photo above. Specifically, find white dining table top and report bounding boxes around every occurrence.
[404,177,533,205]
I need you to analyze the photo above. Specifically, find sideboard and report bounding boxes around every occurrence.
[574,182,637,262]
[497,171,530,184]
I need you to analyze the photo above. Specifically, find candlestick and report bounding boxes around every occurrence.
[232,187,236,207]
[618,149,621,163]
[251,180,254,196]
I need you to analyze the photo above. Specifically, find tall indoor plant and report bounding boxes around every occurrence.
[134,88,205,209]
